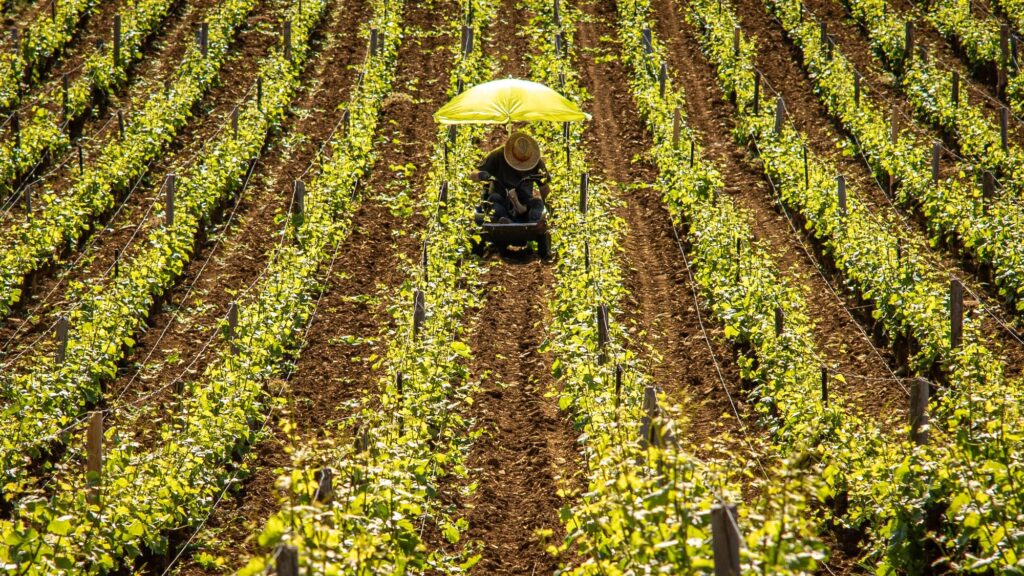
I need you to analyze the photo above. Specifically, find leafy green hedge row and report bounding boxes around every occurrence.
[520,0,825,572]
[240,1,498,573]
[0,0,181,195]
[0,0,336,572]
[0,0,324,508]
[0,0,258,317]
[838,0,1024,190]
[692,0,1024,569]
[0,0,97,110]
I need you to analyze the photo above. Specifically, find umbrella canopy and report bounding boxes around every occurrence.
[434,78,591,125]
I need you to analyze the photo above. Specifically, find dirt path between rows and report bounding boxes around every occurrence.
[167,1,452,571]
[649,0,904,426]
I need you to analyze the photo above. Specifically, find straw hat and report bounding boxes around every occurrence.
[504,131,541,171]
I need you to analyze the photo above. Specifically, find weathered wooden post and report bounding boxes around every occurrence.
[910,377,929,445]
[658,62,667,99]
[854,70,860,106]
[113,14,121,67]
[982,171,995,199]
[642,28,652,54]
[293,179,305,216]
[951,71,960,106]
[86,411,103,504]
[774,97,784,134]
[275,545,298,576]
[117,109,124,140]
[597,304,609,364]
[710,503,741,575]
[227,302,238,355]
[733,25,740,56]
[579,172,589,214]
[639,386,661,448]
[821,366,828,405]
[950,278,963,349]
[283,21,291,62]
[200,21,209,57]
[164,173,175,227]
[369,28,379,57]
[774,306,784,336]
[614,364,623,410]
[413,289,426,337]
[257,77,263,111]
[462,24,473,56]
[314,468,334,503]
[78,145,83,174]
[802,145,808,188]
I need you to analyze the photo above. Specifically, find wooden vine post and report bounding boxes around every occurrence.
[117,109,124,140]
[596,304,609,364]
[774,97,784,134]
[293,179,306,217]
[413,289,426,337]
[910,377,929,445]
[86,411,103,504]
[369,28,379,57]
[55,315,69,364]
[578,172,588,214]
[461,24,473,56]
[658,62,667,99]
[614,364,623,410]
[639,385,662,449]
[642,28,652,55]
[950,277,963,349]
[951,71,960,106]
[982,171,995,199]
[710,503,741,575]
[821,366,828,405]
[314,467,333,503]
[165,173,175,227]
[774,306,784,336]
[854,70,860,106]
[752,73,759,114]
[283,21,291,62]
[200,22,209,57]
[275,544,299,576]
[227,302,238,355]
[113,14,121,67]
[257,76,263,111]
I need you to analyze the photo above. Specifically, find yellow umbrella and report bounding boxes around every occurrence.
[434,78,591,125]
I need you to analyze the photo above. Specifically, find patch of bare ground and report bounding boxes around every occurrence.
[577,0,754,459]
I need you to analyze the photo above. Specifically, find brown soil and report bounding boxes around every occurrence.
[577,0,759,459]
[649,0,905,426]
[0,0,273,371]
[732,0,1024,376]
[98,0,368,434]
[164,1,454,572]
[459,256,579,575]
